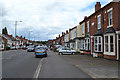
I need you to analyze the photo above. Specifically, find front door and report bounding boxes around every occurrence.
[119,35,120,60]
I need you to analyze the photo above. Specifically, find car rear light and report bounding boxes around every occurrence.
[44,50,46,53]
[35,51,37,53]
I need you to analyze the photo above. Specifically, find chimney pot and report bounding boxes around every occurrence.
[84,16,87,19]
[95,2,101,12]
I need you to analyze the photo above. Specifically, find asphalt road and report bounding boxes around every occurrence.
[2,49,93,79]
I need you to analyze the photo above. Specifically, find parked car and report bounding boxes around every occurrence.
[10,46,16,50]
[58,47,76,55]
[41,46,48,50]
[56,46,64,52]
[27,45,34,52]
[35,46,47,58]
[44,46,48,50]
[22,45,27,50]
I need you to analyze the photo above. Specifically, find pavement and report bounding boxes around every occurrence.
[57,53,120,78]
[2,49,94,80]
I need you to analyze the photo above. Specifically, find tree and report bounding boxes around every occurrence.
[2,27,8,34]
[2,28,5,34]
[4,27,8,34]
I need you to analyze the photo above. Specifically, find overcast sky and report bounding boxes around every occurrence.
[0,0,112,41]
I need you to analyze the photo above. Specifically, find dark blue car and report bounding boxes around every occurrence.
[35,46,47,58]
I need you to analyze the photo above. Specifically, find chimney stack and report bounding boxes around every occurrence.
[59,34,60,38]
[62,32,64,36]
[21,35,22,38]
[95,2,101,12]
[24,37,25,39]
[66,30,68,34]
[10,35,12,37]
[84,16,87,19]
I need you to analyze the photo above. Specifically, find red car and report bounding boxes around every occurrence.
[22,45,27,50]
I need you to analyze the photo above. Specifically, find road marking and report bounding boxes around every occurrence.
[33,58,44,80]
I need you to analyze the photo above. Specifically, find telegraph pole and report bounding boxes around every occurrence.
[15,21,22,49]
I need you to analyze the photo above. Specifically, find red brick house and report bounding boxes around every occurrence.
[80,1,120,60]
[60,32,65,46]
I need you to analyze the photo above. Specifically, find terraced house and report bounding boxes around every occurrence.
[78,1,120,60]
[69,26,77,49]
[77,21,86,53]
[64,30,69,47]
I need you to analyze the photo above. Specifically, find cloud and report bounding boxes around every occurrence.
[0,0,111,40]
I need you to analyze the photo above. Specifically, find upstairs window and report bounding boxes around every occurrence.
[87,21,89,33]
[97,14,101,29]
[82,24,84,34]
[108,11,112,26]
[75,30,77,37]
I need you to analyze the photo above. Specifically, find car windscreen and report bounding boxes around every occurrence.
[35,47,44,50]
[65,48,71,50]
[28,46,34,48]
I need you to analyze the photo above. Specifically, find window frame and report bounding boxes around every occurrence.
[87,21,89,33]
[85,38,90,50]
[80,39,84,50]
[104,34,115,55]
[108,11,112,26]
[82,24,84,34]
[97,14,101,29]
[94,36,102,52]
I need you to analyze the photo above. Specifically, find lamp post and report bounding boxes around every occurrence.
[29,31,32,40]
[15,21,22,49]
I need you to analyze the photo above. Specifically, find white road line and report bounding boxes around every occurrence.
[33,58,44,80]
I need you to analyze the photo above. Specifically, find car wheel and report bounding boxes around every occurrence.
[44,54,47,57]
[59,52,63,55]
[72,52,75,55]
[36,55,38,58]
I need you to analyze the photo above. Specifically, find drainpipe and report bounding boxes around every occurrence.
[102,8,104,57]
[91,36,93,55]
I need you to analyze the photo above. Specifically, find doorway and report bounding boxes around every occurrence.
[118,34,120,60]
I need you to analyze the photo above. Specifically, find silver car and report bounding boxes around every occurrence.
[58,47,76,55]
[27,45,34,52]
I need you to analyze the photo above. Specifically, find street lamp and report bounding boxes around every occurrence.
[29,30,32,40]
[15,21,22,49]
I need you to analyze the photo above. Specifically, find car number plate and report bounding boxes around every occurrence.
[39,52,43,53]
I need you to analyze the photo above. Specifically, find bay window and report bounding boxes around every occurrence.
[80,39,84,50]
[104,34,115,55]
[85,38,90,50]
[94,36,102,52]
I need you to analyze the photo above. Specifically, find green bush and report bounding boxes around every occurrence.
[5,47,10,50]
[54,48,57,52]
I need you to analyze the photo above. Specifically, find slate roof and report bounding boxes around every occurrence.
[104,27,115,34]
[85,33,91,38]
[93,29,103,36]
